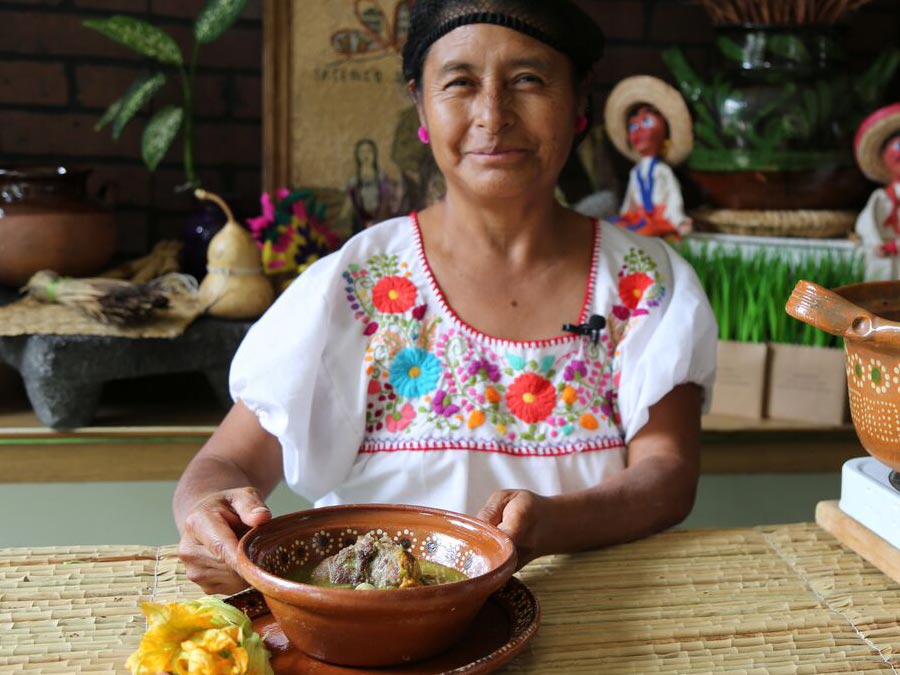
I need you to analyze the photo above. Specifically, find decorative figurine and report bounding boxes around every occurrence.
[195,189,274,320]
[854,103,900,280]
[604,75,694,239]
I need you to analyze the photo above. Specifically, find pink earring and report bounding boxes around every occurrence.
[575,115,588,134]
[417,126,430,144]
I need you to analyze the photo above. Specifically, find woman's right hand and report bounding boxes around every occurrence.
[177,486,272,595]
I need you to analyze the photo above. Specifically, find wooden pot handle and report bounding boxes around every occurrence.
[786,280,900,344]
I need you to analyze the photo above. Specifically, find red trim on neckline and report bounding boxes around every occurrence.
[408,211,601,349]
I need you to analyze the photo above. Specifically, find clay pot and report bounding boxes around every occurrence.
[689,166,868,210]
[236,504,517,668]
[786,280,900,470]
[0,167,116,287]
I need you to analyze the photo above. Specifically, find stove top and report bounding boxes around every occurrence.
[840,457,900,549]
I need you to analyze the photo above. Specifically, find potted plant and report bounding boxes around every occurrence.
[680,243,770,419]
[680,241,864,423]
[663,0,900,210]
[764,250,863,425]
[83,0,250,278]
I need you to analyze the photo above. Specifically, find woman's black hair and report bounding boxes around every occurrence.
[401,0,605,88]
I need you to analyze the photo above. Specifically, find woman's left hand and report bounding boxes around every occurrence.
[477,490,551,569]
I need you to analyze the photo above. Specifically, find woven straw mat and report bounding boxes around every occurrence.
[4,523,900,673]
[0,296,203,339]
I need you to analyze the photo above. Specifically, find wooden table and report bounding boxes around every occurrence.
[3,523,900,673]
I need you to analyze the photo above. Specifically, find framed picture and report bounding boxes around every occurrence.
[263,0,442,238]
[262,0,616,237]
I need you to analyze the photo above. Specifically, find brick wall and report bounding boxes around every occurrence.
[2,0,899,255]
[0,0,262,255]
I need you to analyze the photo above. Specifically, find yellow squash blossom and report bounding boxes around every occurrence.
[126,597,273,675]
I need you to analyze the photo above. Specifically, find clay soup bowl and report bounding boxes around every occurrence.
[786,280,900,470]
[236,503,517,668]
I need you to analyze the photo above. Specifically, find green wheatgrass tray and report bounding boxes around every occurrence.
[3,523,900,673]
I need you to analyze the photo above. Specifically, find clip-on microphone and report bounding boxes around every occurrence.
[562,314,607,345]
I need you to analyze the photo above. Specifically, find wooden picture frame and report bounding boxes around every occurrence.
[262,0,292,195]
[262,0,435,237]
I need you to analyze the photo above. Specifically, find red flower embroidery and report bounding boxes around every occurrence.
[506,373,556,424]
[372,276,417,314]
[618,273,654,310]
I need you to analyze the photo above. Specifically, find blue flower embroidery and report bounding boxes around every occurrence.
[389,348,441,398]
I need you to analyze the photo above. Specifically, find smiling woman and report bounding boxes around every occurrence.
[173,0,718,596]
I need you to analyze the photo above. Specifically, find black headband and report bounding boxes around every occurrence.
[401,1,605,85]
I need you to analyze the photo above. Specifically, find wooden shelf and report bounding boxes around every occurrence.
[0,367,866,483]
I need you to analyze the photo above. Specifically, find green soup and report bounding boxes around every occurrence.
[287,559,468,588]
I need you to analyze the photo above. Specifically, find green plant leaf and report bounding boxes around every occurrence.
[195,0,249,44]
[94,95,125,132]
[716,36,745,62]
[767,35,810,64]
[112,73,166,140]
[142,105,183,171]
[83,16,182,66]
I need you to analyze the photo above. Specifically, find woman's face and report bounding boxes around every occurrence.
[882,135,900,182]
[415,24,581,201]
[627,106,666,158]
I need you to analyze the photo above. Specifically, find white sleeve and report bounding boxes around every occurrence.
[229,255,365,502]
[615,241,718,443]
[655,162,688,225]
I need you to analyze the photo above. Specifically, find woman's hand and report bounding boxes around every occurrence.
[477,490,552,569]
[177,487,272,595]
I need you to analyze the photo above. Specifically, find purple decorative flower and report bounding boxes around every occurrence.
[412,304,427,321]
[600,389,621,426]
[563,360,587,382]
[432,390,461,417]
[467,359,501,382]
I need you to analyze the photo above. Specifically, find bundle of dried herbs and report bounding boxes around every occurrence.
[22,271,197,326]
[101,240,182,283]
[696,0,874,25]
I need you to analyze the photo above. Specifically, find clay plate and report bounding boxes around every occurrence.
[225,577,540,675]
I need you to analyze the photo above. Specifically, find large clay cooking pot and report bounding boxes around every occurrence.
[0,167,116,287]
[787,280,900,470]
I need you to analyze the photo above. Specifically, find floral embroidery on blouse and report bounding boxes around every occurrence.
[608,248,667,353]
[342,246,666,452]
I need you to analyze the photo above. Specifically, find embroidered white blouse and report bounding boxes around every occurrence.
[229,214,717,515]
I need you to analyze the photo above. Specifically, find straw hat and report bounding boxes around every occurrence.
[854,103,900,184]
[604,75,694,166]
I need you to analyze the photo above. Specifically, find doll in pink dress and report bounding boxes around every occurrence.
[854,103,900,280]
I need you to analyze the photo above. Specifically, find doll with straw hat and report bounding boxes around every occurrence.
[854,103,900,280]
[604,75,694,239]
